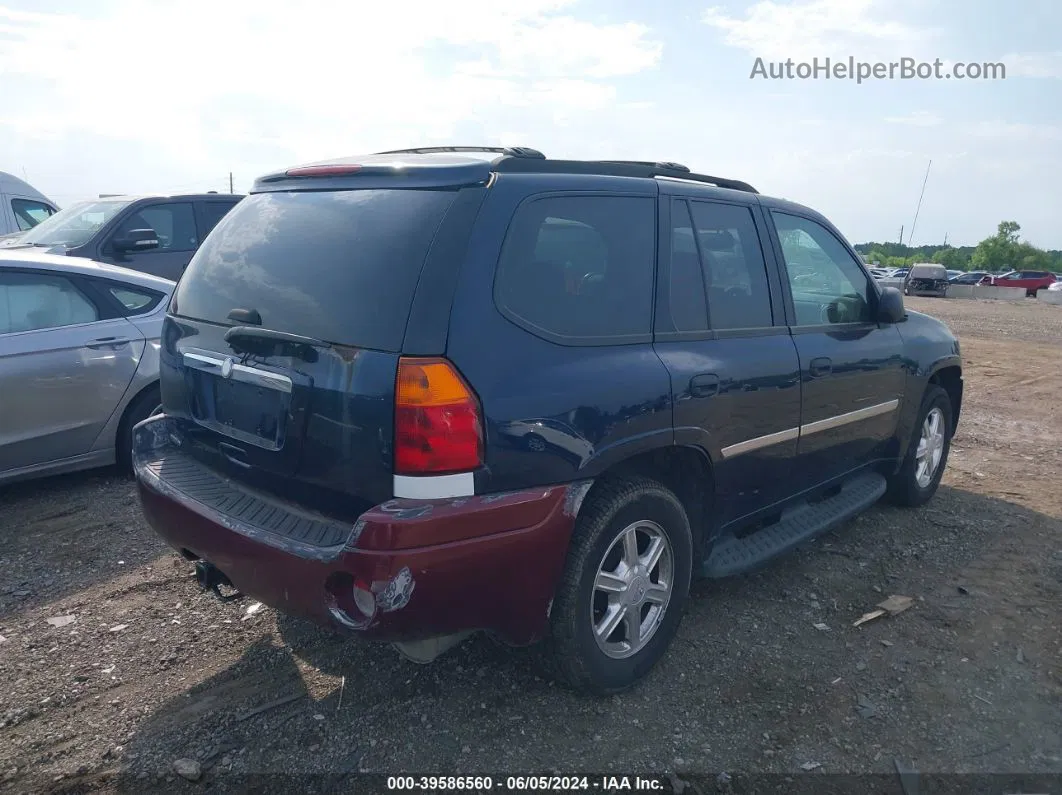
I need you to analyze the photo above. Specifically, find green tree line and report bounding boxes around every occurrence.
[855,221,1062,272]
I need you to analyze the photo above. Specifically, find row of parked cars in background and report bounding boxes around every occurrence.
[867,264,951,297]
[0,190,244,485]
[867,263,1060,297]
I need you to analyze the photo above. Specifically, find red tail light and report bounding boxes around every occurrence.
[285,164,362,177]
[394,357,483,475]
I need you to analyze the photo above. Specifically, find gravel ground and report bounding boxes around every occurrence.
[906,294,1062,344]
[1,296,1060,793]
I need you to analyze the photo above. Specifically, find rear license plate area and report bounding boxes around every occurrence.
[189,371,289,450]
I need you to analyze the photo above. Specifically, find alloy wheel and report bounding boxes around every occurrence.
[591,520,674,659]
[915,407,946,488]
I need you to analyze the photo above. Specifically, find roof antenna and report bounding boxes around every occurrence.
[906,159,932,246]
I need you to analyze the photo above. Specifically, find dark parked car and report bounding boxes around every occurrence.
[133,148,963,694]
[0,193,243,281]
[904,263,949,297]
[949,271,987,284]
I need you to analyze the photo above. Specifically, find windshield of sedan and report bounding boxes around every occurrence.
[18,199,133,247]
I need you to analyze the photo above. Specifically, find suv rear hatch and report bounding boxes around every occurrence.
[907,265,948,292]
[160,176,482,521]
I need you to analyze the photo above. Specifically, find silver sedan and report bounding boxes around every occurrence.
[0,250,174,485]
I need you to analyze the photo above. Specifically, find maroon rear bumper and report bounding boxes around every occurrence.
[134,418,585,646]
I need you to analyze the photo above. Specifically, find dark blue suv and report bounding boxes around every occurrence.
[133,147,962,694]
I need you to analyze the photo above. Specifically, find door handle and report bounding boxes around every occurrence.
[86,337,133,348]
[690,373,720,398]
[809,357,832,377]
[218,442,251,468]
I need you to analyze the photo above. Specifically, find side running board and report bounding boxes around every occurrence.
[703,472,887,578]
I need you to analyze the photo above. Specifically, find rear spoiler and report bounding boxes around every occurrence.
[253,160,494,193]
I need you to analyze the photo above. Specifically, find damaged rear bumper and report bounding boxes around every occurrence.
[133,416,585,646]
[906,280,948,296]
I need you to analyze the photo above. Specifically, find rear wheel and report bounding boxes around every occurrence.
[886,385,952,507]
[116,385,161,474]
[542,476,692,694]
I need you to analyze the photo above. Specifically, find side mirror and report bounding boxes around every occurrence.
[877,286,906,323]
[113,228,159,253]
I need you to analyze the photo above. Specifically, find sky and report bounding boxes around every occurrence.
[1,0,1059,248]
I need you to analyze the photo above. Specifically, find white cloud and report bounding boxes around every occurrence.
[477,17,662,78]
[3,1,1060,248]
[702,0,930,62]
[884,111,943,126]
[971,121,1062,141]
[0,0,661,173]
[999,51,1062,79]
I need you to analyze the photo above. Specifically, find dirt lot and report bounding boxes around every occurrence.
[1,297,1060,793]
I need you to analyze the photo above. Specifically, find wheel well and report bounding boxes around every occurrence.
[116,382,160,440]
[929,366,962,433]
[587,446,714,568]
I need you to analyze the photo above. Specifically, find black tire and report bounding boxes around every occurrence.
[542,476,693,695]
[885,385,952,507]
[116,385,161,473]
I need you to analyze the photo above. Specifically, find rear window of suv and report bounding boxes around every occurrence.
[493,195,655,344]
[171,189,457,351]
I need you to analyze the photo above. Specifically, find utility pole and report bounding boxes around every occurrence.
[899,225,904,246]
[229,172,234,194]
[943,232,948,247]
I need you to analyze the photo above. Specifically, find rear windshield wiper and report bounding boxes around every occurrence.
[224,325,331,362]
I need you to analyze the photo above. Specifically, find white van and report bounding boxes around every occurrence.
[0,172,59,238]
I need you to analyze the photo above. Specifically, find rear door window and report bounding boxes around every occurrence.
[0,271,99,333]
[668,201,709,332]
[197,200,239,238]
[107,284,163,314]
[688,201,773,330]
[172,189,457,351]
[493,195,656,344]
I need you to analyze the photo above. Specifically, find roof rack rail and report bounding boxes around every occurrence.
[492,157,757,194]
[595,160,691,173]
[374,146,546,159]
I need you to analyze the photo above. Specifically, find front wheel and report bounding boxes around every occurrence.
[886,385,953,507]
[542,476,692,695]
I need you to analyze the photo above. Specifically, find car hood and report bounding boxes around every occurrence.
[0,239,67,253]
